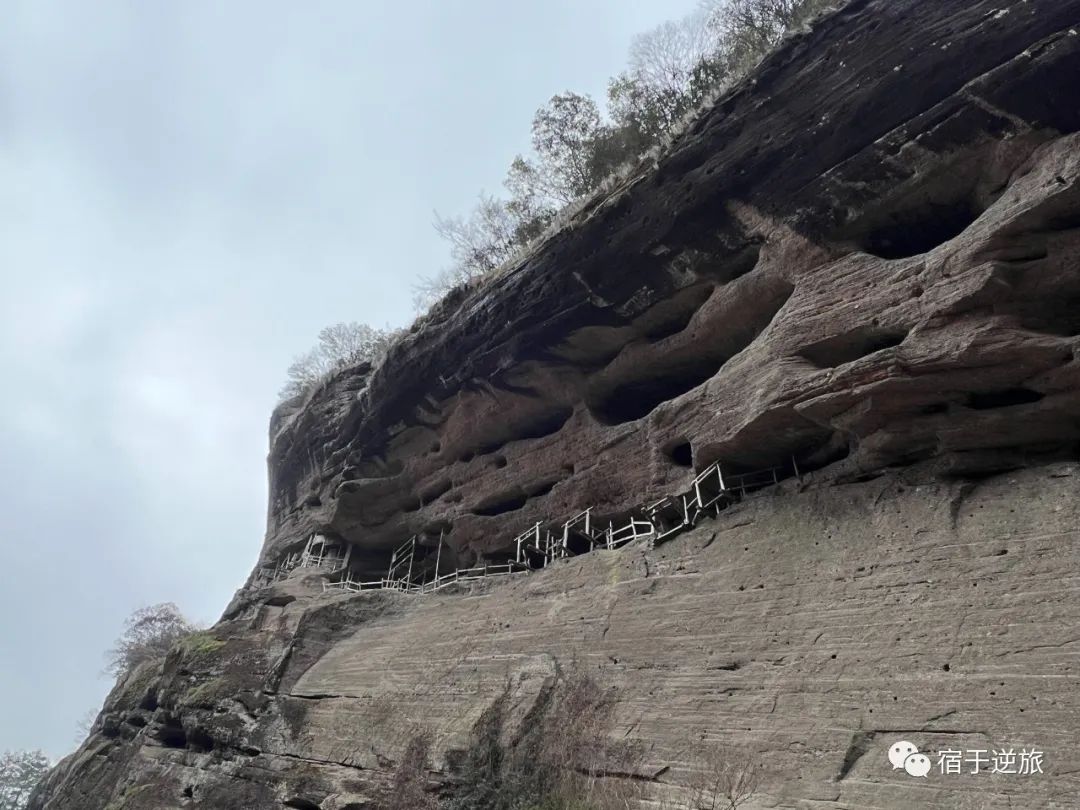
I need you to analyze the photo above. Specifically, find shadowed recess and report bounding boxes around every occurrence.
[799,326,908,368]
[966,388,1045,410]
[586,281,795,426]
[860,198,985,259]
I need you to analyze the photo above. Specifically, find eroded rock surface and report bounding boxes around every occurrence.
[30,0,1080,807]
[252,0,1080,583]
[32,466,1080,808]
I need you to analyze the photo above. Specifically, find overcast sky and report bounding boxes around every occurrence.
[0,0,700,758]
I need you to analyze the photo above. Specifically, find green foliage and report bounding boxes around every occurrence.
[177,632,226,658]
[0,750,50,810]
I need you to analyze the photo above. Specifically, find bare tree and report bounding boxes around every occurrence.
[706,0,835,71]
[317,322,395,365]
[279,322,398,401]
[686,745,760,810]
[504,157,555,243]
[447,668,643,810]
[630,11,722,101]
[0,750,50,810]
[384,730,438,810]
[434,195,519,278]
[105,603,198,679]
[74,709,98,745]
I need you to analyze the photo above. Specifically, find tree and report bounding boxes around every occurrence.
[706,0,835,72]
[629,11,723,121]
[279,322,398,401]
[434,195,519,279]
[106,603,198,679]
[423,0,835,317]
[385,731,438,810]
[524,92,610,205]
[504,157,556,243]
[0,750,50,810]
[686,745,760,810]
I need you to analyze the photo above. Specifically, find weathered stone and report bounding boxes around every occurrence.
[254,0,1080,581]
[30,0,1080,807]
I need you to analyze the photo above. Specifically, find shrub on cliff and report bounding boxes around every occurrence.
[384,730,439,810]
[105,602,199,679]
[0,750,50,810]
[418,0,839,309]
[278,321,399,402]
[446,669,641,810]
[684,744,760,810]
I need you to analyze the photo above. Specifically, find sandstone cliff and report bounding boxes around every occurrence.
[31,0,1080,807]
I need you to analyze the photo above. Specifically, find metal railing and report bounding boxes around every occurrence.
[268,459,797,598]
[322,561,528,595]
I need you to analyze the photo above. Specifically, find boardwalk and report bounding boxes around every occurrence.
[254,459,795,596]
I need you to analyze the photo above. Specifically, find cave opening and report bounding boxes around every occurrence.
[667,440,694,467]
[587,280,794,426]
[471,490,530,517]
[186,728,216,753]
[966,388,1045,410]
[860,198,984,259]
[589,360,721,425]
[459,406,574,461]
[155,720,187,750]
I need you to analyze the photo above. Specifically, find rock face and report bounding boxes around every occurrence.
[255,0,1080,582]
[31,0,1080,808]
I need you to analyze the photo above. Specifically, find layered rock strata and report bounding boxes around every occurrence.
[30,0,1080,807]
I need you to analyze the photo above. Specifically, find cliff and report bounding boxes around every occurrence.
[31,0,1080,808]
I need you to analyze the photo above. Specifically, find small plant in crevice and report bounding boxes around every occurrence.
[676,743,760,810]
[382,729,440,810]
[445,668,644,810]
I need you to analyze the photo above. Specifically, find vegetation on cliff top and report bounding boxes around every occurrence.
[279,0,837,402]
[105,602,200,679]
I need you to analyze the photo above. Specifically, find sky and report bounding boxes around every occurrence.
[0,0,701,758]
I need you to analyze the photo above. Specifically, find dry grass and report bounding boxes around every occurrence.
[446,667,645,810]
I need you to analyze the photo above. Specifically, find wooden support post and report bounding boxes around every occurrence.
[435,531,444,579]
[791,455,801,481]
